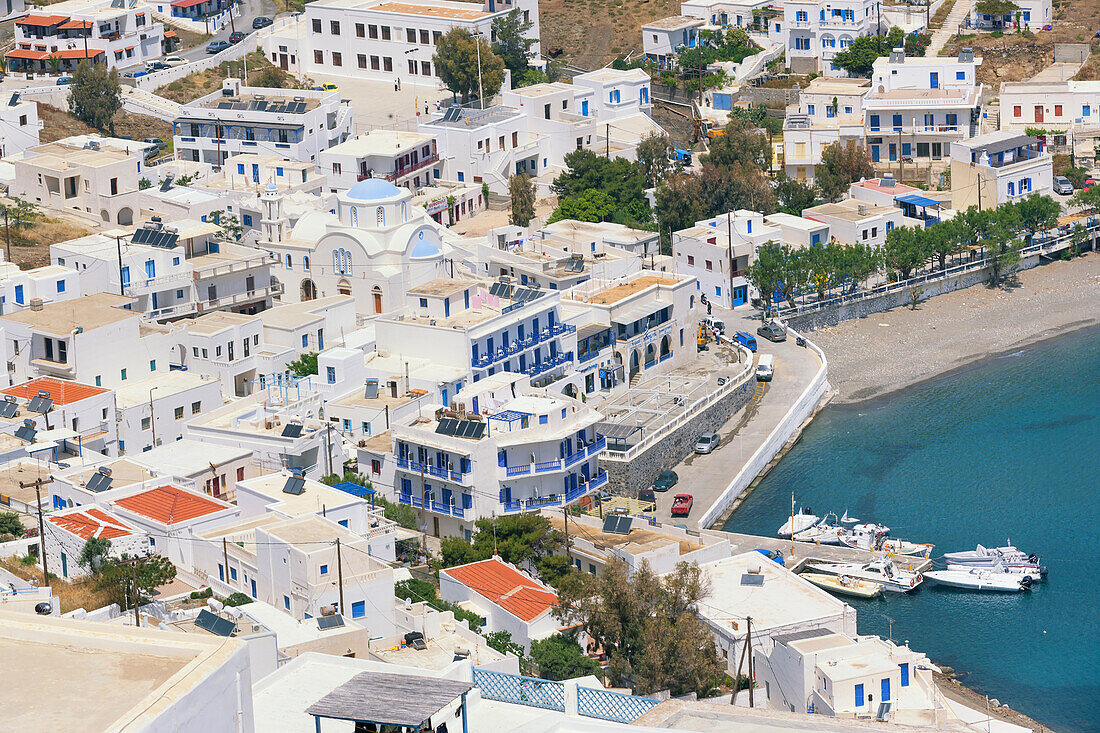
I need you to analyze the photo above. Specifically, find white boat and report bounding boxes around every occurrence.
[926,566,1033,592]
[838,523,934,558]
[943,544,1038,567]
[947,562,1044,582]
[807,559,924,593]
[794,513,844,545]
[778,508,819,538]
[800,572,883,599]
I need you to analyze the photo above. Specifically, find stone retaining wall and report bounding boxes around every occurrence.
[600,380,755,495]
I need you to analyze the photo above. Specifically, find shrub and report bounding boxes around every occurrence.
[223,592,253,607]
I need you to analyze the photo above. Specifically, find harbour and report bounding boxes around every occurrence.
[720,324,1100,733]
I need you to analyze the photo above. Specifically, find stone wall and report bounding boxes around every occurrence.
[738,85,800,109]
[600,380,755,496]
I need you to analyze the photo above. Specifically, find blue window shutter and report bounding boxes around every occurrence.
[351,600,365,618]
[855,683,865,708]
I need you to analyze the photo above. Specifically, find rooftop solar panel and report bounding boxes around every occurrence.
[283,476,306,495]
[85,472,113,493]
[159,175,175,192]
[740,573,765,586]
[281,423,303,438]
[470,422,486,439]
[217,101,232,109]
[27,394,52,413]
[462,421,481,438]
[489,282,504,297]
[435,418,457,435]
[317,614,345,631]
[14,425,35,443]
[0,398,17,419]
[196,609,236,636]
[364,379,379,399]
[601,515,618,533]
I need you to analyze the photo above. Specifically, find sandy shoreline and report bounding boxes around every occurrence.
[810,253,1100,404]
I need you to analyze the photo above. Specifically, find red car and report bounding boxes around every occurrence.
[1083,179,1097,192]
[671,494,694,517]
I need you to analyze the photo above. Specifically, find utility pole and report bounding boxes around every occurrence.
[148,386,158,449]
[324,422,333,476]
[222,537,231,588]
[335,537,345,614]
[131,561,141,627]
[726,212,735,308]
[747,616,754,707]
[605,123,610,159]
[732,616,750,706]
[3,208,10,264]
[21,478,49,588]
[116,235,126,295]
[563,505,570,558]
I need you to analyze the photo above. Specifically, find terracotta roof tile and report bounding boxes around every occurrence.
[114,485,229,525]
[49,508,135,540]
[3,377,108,406]
[16,14,70,26]
[446,558,557,622]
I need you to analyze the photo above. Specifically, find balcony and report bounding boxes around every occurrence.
[384,153,439,181]
[193,253,273,279]
[524,351,573,378]
[502,440,602,478]
[395,456,470,483]
[397,493,466,518]
[868,124,961,135]
[471,323,577,369]
[147,301,198,320]
[199,284,282,312]
[498,470,609,512]
[123,270,192,294]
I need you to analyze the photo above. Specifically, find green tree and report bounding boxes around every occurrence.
[1013,194,1060,242]
[774,174,818,215]
[1070,186,1100,214]
[139,178,152,190]
[635,133,676,188]
[985,216,1021,288]
[745,240,783,314]
[831,27,905,76]
[97,555,177,609]
[698,163,776,217]
[654,174,706,253]
[69,61,122,133]
[434,29,505,104]
[536,555,573,589]
[224,592,253,606]
[509,173,536,226]
[551,188,616,223]
[287,351,318,376]
[0,511,24,539]
[777,245,808,305]
[835,242,882,293]
[1067,223,1090,257]
[491,9,535,78]
[555,560,722,696]
[975,0,1018,14]
[79,536,111,570]
[0,197,42,248]
[531,633,602,680]
[924,218,962,271]
[484,629,530,673]
[702,121,770,170]
[208,209,244,241]
[884,226,930,280]
[816,141,874,202]
[550,150,653,229]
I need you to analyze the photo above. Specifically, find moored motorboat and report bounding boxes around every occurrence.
[778,507,819,538]
[943,544,1038,567]
[947,562,1045,582]
[794,513,844,545]
[800,572,883,599]
[926,566,1033,592]
[838,523,934,558]
[807,559,923,593]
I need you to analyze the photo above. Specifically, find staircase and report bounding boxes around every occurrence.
[928,0,974,57]
[487,192,511,211]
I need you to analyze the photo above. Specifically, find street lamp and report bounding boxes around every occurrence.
[470,30,485,109]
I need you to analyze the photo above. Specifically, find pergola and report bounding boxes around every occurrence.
[306,671,473,732]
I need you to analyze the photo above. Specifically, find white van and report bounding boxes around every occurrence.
[756,354,775,382]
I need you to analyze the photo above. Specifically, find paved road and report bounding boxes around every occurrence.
[650,306,824,530]
[175,0,280,63]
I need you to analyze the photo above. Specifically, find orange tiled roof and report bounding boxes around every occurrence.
[54,48,104,59]
[446,558,558,622]
[58,19,92,29]
[49,507,135,540]
[16,14,70,26]
[5,49,47,60]
[2,377,107,406]
[114,485,228,525]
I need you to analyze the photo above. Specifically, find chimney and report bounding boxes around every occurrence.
[29,298,44,311]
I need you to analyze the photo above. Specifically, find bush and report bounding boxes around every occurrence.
[223,592,253,607]
[189,587,214,600]
[395,578,484,629]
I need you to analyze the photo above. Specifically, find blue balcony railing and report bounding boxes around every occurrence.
[589,470,609,491]
[502,500,523,513]
[396,457,470,483]
[399,493,466,517]
[563,449,587,468]
[535,459,561,473]
[526,495,563,509]
[587,436,606,456]
[506,464,531,477]
[471,324,577,369]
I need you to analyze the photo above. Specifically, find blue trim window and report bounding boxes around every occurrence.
[56,280,66,293]
[242,214,253,226]
[302,334,309,348]
[284,595,290,610]
[326,366,336,384]
[320,564,328,575]
[351,600,365,618]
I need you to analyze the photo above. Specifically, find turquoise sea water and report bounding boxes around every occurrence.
[721,326,1100,733]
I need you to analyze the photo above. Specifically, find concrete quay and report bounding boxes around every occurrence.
[715,530,934,574]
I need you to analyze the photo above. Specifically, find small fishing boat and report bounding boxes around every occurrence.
[794,513,844,545]
[807,559,924,593]
[800,572,883,599]
[947,562,1045,582]
[778,507,819,538]
[926,566,1033,592]
[943,544,1038,567]
[838,523,934,558]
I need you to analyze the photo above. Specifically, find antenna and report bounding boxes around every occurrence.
[883,615,895,642]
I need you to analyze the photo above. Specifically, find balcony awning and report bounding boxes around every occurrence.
[612,301,660,324]
[895,193,942,209]
[172,0,210,8]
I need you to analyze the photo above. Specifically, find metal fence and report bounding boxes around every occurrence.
[472,668,565,711]
[577,685,660,723]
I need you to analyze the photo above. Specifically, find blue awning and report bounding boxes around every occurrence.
[896,193,942,209]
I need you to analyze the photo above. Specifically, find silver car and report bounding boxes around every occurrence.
[1053,176,1074,195]
[694,432,720,454]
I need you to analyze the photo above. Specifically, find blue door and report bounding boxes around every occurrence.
[855,683,865,708]
[929,72,939,89]
[252,164,260,183]
[151,292,158,310]
[61,552,68,578]
[881,677,891,702]
[889,144,897,162]
[441,388,448,406]
[581,100,588,116]
[733,286,747,306]
[250,579,257,598]
[871,145,880,162]
[899,663,909,687]
[13,284,22,304]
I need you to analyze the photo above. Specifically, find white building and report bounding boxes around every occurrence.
[864,49,983,177]
[695,552,857,676]
[999,79,1100,166]
[969,0,1049,30]
[571,68,654,122]
[439,556,560,652]
[0,262,80,314]
[0,293,179,390]
[476,231,640,292]
[13,136,147,226]
[763,212,831,248]
[0,611,255,733]
[641,16,704,69]
[782,77,870,183]
[43,505,146,580]
[0,376,118,458]
[802,199,903,247]
[538,219,660,258]
[264,0,540,88]
[131,438,254,502]
[782,0,880,76]
[756,630,938,724]
[259,178,451,314]
[950,131,1053,211]
[317,130,441,193]
[259,295,357,355]
[672,209,781,308]
[114,371,224,455]
[182,311,285,397]
[390,383,605,538]
[173,79,354,166]
[49,455,165,511]
[7,0,168,73]
[0,94,41,158]
[679,0,772,30]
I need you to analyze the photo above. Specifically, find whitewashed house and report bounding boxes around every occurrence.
[317,130,442,194]
[114,371,224,455]
[950,131,1053,211]
[44,506,147,580]
[672,209,781,309]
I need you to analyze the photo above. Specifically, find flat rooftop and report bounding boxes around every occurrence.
[260,296,351,330]
[328,130,435,156]
[643,15,704,30]
[803,200,897,222]
[184,310,259,336]
[0,293,135,334]
[114,372,221,409]
[803,77,872,95]
[131,439,249,476]
[330,385,416,412]
[195,91,321,114]
[57,458,158,492]
[697,553,849,631]
[547,515,702,555]
[424,105,521,130]
[565,274,679,305]
[238,472,365,516]
[407,277,482,298]
[764,212,829,232]
[508,82,572,98]
[0,611,243,732]
[373,1,490,19]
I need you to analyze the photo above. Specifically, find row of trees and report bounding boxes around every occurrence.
[745,194,1063,312]
[433,9,549,105]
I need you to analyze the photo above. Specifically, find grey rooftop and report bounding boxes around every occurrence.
[305,671,473,727]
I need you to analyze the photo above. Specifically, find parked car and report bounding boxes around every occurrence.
[144,137,168,150]
[162,55,188,67]
[1053,176,1074,195]
[637,488,656,505]
[207,40,230,54]
[55,76,72,85]
[733,331,757,352]
[756,353,775,382]
[757,321,787,342]
[253,16,273,29]
[754,549,785,566]
[670,494,694,517]
[694,432,720,454]
[229,31,246,44]
[319,82,338,91]
[653,470,678,492]
[145,61,170,71]
[702,316,725,334]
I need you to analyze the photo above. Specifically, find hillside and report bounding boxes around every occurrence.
[540,0,680,68]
